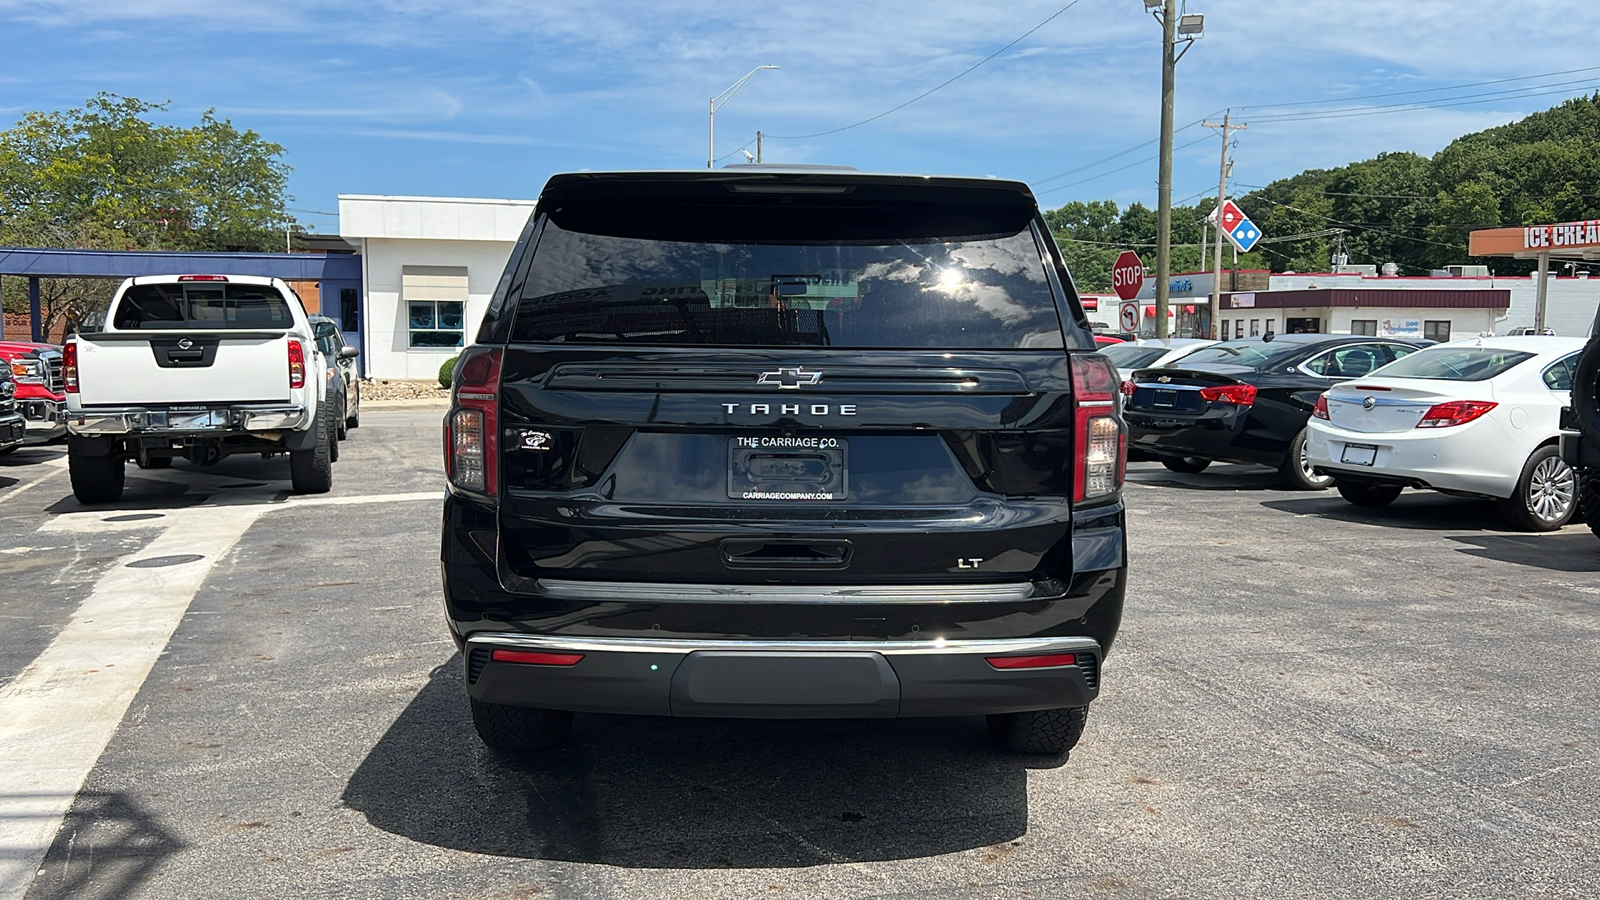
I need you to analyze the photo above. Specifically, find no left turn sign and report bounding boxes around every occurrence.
[1120,301,1140,332]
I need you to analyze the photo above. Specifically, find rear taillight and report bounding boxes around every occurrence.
[1070,353,1125,504]
[1312,393,1330,420]
[63,342,79,393]
[287,339,306,389]
[447,347,503,496]
[1416,400,1496,428]
[1120,379,1136,398]
[1198,383,1258,406]
[177,274,228,282]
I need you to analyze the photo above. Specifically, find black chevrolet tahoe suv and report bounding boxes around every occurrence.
[441,167,1127,756]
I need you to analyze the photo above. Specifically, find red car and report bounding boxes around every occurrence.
[0,340,67,443]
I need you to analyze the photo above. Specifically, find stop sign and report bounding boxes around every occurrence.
[1112,251,1145,301]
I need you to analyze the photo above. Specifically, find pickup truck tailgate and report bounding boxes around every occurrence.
[75,332,294,405]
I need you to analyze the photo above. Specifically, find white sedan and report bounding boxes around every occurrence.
[1099,338,1216,381]
[1307,336,1587,531]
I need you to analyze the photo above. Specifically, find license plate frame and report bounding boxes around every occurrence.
[1152,389,1178,409]
[728,436,847,501]
[1341,442,1379,467]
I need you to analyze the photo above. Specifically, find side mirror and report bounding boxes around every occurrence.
[338,346,360,360]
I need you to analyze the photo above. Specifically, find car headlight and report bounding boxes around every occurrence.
[10,359,42,382]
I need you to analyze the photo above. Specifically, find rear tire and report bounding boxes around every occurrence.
[470,699,573,751]
[289,406,333,494]
[1497,445,1576,532]
[1159,455,1210,474]
[346,386,360,430]
[1279,428,1334,491]
[987,706,1087,755]
[69,451,125,504]
[1336,480,1403,508]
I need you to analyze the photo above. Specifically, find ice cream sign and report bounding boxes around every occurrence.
[1523,220,1600,250]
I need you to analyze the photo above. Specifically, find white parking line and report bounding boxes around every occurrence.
[0,489,440,899]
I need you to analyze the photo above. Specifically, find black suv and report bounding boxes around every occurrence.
[441,168,1127,756]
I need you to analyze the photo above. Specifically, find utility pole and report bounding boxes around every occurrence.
[757,131,763,163]
[1149,0,1204,339]
[1154,0,1178,339]
[1204,110,1245,340]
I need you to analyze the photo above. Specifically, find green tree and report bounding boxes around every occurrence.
[0,94,294,334]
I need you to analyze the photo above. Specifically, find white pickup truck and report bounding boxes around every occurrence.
[64,274,341,503]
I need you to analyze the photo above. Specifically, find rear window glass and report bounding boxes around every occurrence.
[1374,347,1535,381]
[1099,344,1168,369]
[1174,340,1302,369]
[113,284,295,330]
[510,222,1064,349]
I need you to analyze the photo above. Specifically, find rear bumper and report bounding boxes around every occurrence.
[464,632,1101,718]
[1306,420,1520,499]
[67,404,310,436]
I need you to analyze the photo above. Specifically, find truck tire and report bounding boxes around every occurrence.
[1573,336,1600,453]
[987,706,1088,755]
[69,450,125,504]
[289,406,333,494]
[470,699,573,751]
[1496,444,1577,532]
[1581,471,1600,540]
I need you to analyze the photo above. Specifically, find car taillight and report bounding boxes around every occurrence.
[1416,400,1496,428]
[63,342,78,393]
[287,339,306,389]
[1198,383,1258,406]
[1312,393,1330,420]
[177,274,228,282]
[1070,353,1125,504]
[1120,379,1136,398]
[447,347,502,496]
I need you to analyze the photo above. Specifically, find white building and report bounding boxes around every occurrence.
[1130,267,1599,338]
[338,194,536,379]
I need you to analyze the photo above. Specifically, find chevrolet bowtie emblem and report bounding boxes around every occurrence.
[1157,375,1172,384]
[756,367,823,390]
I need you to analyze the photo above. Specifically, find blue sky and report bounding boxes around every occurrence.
[3,0,1600,234]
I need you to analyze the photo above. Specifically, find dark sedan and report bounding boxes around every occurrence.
[1123,334,1425,488]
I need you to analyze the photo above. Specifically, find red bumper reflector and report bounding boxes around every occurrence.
[985,653,1078,670]
[490,649,585,666]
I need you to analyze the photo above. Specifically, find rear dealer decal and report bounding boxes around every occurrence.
[733,436,841,449]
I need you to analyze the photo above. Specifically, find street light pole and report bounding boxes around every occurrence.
[709,65,779,169]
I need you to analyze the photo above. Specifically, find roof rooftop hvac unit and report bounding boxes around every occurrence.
[1447,264,1490,278]
[1344,264,1378,277]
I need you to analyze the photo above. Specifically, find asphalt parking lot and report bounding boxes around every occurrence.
[2,408,1597,899]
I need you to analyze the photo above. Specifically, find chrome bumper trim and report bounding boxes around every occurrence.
[533,578,1055,605]
[465,632,1100,656]
[68,405,309,435]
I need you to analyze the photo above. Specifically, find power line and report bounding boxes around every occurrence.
[1033,115,1218,186]
[1247,79,1600,124]
[1240,65,1600,112]
[765,0,1085,141]
[1037,134,1214,196]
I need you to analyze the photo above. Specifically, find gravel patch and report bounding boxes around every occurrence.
[360,379,449,401]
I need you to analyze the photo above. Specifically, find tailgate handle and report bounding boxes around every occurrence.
[721,540,851,568]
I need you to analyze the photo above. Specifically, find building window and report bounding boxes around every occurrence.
[1249,319,1260,336]
[404,266,468,348]
[340,288,360,333]
[1424,320,1451,343]
[1236,319,1244,339]
[1351,319,1377,336]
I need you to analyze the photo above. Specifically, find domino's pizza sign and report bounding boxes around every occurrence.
[1218,200,1263,253]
